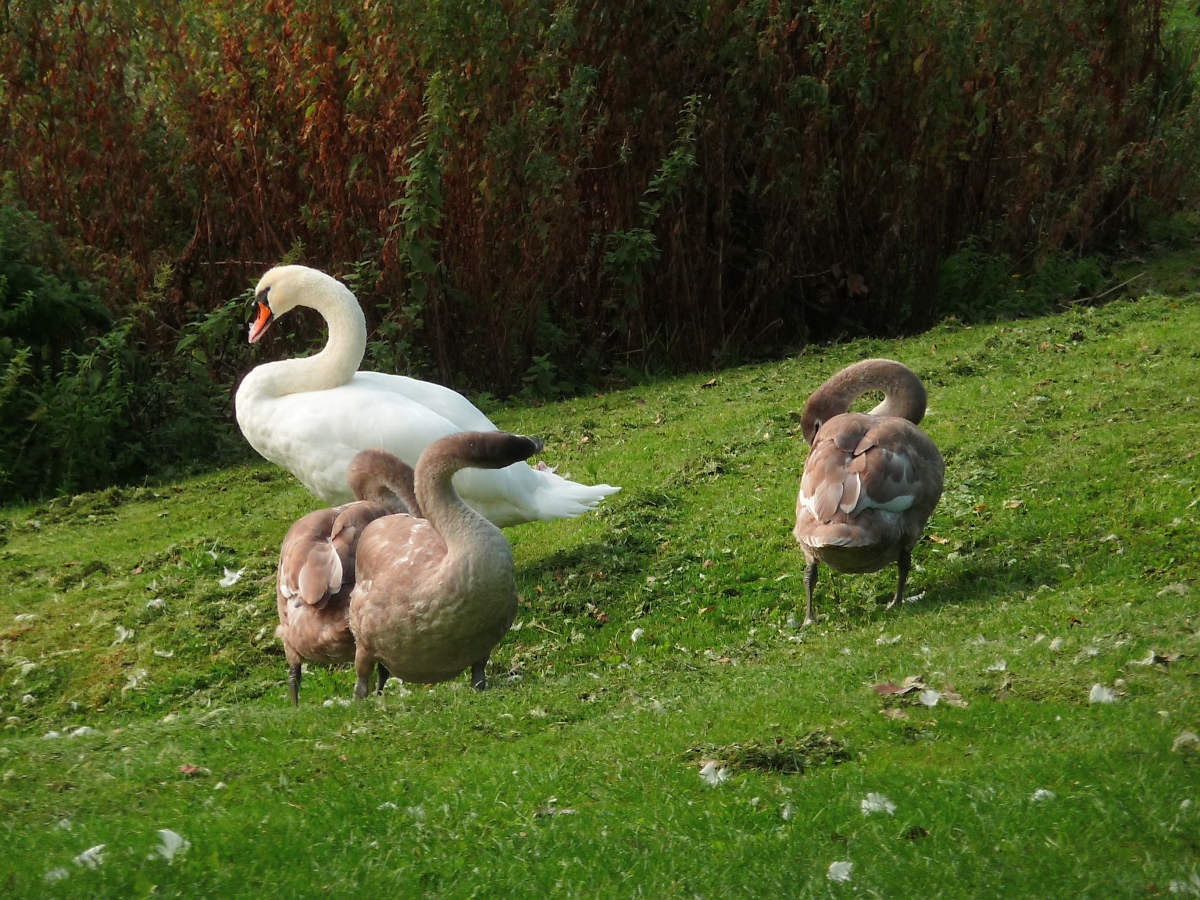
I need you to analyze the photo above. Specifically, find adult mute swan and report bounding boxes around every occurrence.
[793,359,944,625]
[234,265,619,527]
[349,431,538,695]
[275,449,418,706]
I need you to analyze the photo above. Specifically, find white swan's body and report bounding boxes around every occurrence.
[234,265,619,527]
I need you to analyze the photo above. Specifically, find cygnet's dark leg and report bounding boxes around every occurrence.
[470,662,487,691]
[287,663,302,708]
[353,646,374,701]
[886,548,912,610]
[376,664,390,695]
[803,560,820,626]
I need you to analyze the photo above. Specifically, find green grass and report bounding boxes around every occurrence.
[2,288,1200,896]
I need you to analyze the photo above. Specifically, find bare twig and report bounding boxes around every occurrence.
[1069,271,1148,306]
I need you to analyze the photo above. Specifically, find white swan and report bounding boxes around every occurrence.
[234,265,619,527]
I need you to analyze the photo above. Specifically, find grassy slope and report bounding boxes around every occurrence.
[2,289,1199,896]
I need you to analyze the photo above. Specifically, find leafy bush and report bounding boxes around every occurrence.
[0,188,112,361]
[0,200,242,502]
[938,243,1107,323]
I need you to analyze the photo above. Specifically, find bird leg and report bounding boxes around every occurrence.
[803,560,820,626]
[470,662,487,691]
[376,664,390,695]
[287,663,302,708]
[353,646,374,701]
[886,549,911,610]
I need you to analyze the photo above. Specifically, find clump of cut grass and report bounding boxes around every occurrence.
[687,730,851,775]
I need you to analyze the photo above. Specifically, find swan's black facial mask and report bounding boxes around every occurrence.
[248,292,274,344]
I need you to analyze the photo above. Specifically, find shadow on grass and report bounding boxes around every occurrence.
[825,554,1071,629]
[925,556,1068,609]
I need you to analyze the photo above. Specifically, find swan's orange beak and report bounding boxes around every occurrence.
[248,300,273,344]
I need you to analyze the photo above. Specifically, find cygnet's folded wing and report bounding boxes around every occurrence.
[798,413,943,531]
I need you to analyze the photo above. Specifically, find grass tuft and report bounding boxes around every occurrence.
[687,731,851,775]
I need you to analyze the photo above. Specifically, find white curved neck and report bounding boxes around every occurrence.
[247,279,366,398]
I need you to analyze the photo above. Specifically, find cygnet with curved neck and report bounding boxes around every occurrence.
[349,431,540,694]
[274,448,418,706]
[793,359,944,625]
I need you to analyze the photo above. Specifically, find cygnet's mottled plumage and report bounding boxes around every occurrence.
[349,431,540,695]
[274,449,417,705]
[793,359,944,625]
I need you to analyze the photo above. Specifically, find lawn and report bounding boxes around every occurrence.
[1,285,1198,896]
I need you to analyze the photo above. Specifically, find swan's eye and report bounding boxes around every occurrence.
[255,286,272,308]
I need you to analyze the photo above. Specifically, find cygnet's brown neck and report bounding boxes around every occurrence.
[802,359,927,443]
[347,449,421,516]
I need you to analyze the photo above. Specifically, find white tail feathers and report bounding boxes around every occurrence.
[529,470,621,522]
[450,463,620,527]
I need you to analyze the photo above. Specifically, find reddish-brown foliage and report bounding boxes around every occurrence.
[1,0,1195,392]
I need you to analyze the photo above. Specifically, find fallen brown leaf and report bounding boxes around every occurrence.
[871,675,925,696]
[701,378,718,389]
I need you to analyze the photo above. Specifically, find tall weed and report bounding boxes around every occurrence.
[938,243,1106,323]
